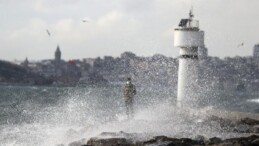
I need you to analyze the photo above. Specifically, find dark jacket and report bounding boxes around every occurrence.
[123,82,136,100]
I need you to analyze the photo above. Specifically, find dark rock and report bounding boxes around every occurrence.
[68,138,87,146]
[224,135,259,146]
[87,137,130,146]
[213,142,239,146]
[141,138,157,145]
[206,137,222,145]
[237,118,259,126]
[251,125,259,133]
[180,138,199,145]
[251,138,259,145]
[147,141,177,146]
[142,136,199,146]
[83,132,259,146]
[194,135,206,141]
[86,131,151,146]
[193,135,206,145]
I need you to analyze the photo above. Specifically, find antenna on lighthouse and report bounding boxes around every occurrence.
[189,7,194,19]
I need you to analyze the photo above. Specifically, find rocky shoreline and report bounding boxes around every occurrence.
[67,132,259,146]
[63,116,259,146]
[85,133,259,146]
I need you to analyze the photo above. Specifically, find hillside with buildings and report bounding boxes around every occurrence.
[0,60,52,85]
[0,44,259,92]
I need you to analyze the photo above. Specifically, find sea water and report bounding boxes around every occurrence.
[0,85,258,146]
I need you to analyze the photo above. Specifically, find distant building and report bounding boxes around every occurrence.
[21,57,29,68]
[37,60,56,77]
[55,45,61,63]
[253,44,259,58]
[54,45,62,76]
[121,52,136,59]
[83,58,96,67]
[198,46,208,59]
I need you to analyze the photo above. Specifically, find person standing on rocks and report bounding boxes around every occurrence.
[123,77,136,119]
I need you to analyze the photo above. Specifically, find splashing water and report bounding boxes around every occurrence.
[247,98,259,103]
[0,85,258,146]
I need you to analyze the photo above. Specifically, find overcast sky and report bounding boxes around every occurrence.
[0,0,259,61]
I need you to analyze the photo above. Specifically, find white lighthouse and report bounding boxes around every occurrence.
[174,10,204,106]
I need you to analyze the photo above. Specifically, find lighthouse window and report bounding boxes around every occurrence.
[179,19,189,27]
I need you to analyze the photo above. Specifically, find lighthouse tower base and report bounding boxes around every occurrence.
[177,57,199,107]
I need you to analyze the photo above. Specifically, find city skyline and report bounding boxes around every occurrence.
[1,0,259,61]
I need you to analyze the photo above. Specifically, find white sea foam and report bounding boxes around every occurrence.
[247,98,259,103]
[0,86,256,146]
[0,99,230,146]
